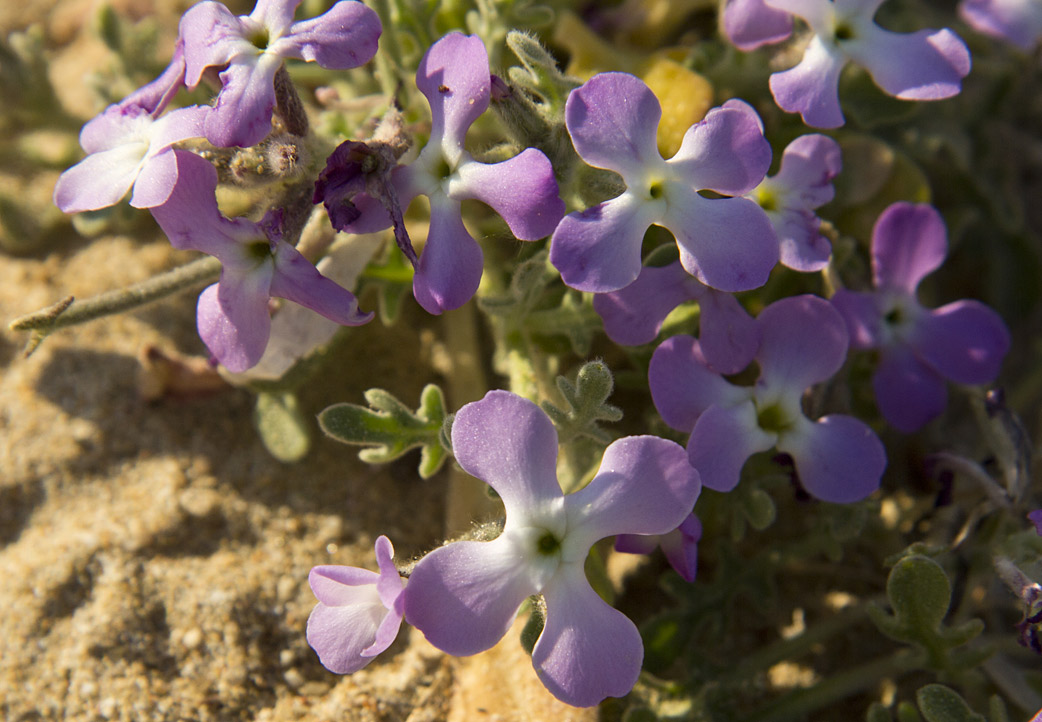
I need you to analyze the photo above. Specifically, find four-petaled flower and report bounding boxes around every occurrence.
[403,390,701,706]
[746,133,841,272]
[831,203,1010,432]
[180,0,381,147]
[335,32,565,314]
[550,72,778,294]
[650,294,887,503]
[150,150,372,372]
[727,0,971,128]
[307,535,406,674]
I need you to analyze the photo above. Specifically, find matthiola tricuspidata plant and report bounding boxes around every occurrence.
[20,0,1042,716]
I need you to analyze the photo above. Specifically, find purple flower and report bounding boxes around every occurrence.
[150,150,372,372]
[1029,510,1042,536]
[960,0,1042,50]
[650,294,886,503]
[593,261,760,374]
[831,203,1011,432]
[307,536,406,674]
[180,0,381,147]
[333,32,564,314]
[549,73,777,294]
[746,134,841,272]
[615,513,702,583]
[402,390,701,707]
[53,45,205,213]
[751,0,971,128]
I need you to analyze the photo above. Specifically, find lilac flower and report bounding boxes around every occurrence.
[150,150,372,372]
[1030,510,1042,536]
[549,73,777,294]
[615,513,702,583]
[330,32,564,314]
[960,0,1042,50]
[307,536,406,674]
[593,261,760,374]
[831,203,1010,432]
[403,390,701,706]
[650,294,886,503]
[180,0,381,147]
[53,45,205,213]
[746,134,841,272]
[738,0,971,128]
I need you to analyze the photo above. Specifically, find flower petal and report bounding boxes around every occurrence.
[53,143,143,213]
[910,300,1010,385]
[564,436,701,551]
[269,241,373,326]
[550,193,658,293]
[872,344,948,432]
[403,537,538,656]
[533,566,643,707]
[723,0,794,50]
[129,149,179,209]
[831,289,887,349]
[417,32,490,164]
[778,415,885,502]
[871,203,948,294]
[451,390,563,517]
[649,334,748,432]
[309,565,381,606]
[688,401,775,493]
[180,0,251,87]
[450,150,565,240]
[660,514,702,582]
[666,191,778,292]
[667,101,771,196]
[411,195,484,313]
[769,35,847,128]
[960,0,1042,50]
[564,72,664,180]
[772,134,842,209]
[697,288,761,374]
[205,55,283,147]
[196,272,274,373]
[756,294,849,391]
[306,598,387,674]
[593,261,703,346]
[280,0,381,69]
[847,26,970,101]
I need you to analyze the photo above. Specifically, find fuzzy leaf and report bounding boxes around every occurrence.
[254,392,311,463]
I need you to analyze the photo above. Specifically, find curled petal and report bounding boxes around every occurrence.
[757,295,849,391]
[417,33,490,163]
[773,134,842,209]
[769,36,847,128]
[450,150,565,240]
[412,196,483,313]
[689,402,776,493]
[451,390,563,517]
[180,0,251,87]
[779,415,886,502]
[550,193,658,293]
[564,436,701,552]
[847,26,970,101]
[660,514,703,582]
[960,0,1042,50]
[774,209,831,271]
[205,55,283,147]
[873,345,948,432]
[269,242,373,326]
[533,568,644,707]
[306,594,388,674]
[668,101,771,196]
[403,537,538,657]
[309,565,380,605]
[593,262,704,346]
[281,1,381,69]
[564,72,664,180]
[666,191,778,292]
[649,335,748,431]
[871,203,948,294]
[724,0,794,50]
[910,300,1010,385]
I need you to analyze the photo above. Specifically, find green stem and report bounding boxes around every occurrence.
[742,649,923,722]
[10,256,221,352]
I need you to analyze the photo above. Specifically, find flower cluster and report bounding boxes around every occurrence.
[47,0,1022,711]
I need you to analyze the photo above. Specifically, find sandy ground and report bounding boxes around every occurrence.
[0,3,599,720]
